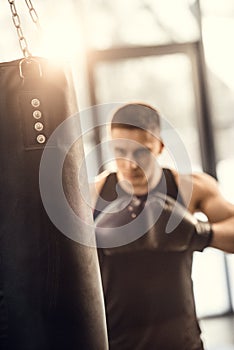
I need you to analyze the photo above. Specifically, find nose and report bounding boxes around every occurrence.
[124,157,138,170]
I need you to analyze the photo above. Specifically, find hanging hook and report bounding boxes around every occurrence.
[19,57,42,79]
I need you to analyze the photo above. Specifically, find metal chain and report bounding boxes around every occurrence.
[25,0,41,30]
[8,0,31,57]
[8,0,41,58]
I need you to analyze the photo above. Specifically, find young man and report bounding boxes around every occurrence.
[92,102,234,350]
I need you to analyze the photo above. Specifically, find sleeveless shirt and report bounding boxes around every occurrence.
[95,169,205,350]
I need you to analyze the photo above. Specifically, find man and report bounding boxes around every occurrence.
[92,102,234,350]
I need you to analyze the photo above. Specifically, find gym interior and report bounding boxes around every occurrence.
[1,1,234,349]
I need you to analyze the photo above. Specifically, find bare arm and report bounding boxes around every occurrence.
[192,173,234,253]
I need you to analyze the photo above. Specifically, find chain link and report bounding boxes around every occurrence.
[8,0,41,58]
[25,0,41,30]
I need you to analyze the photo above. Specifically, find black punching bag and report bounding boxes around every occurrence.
[0,57,108,350]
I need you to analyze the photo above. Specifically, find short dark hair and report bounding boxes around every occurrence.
[111,102,161,133]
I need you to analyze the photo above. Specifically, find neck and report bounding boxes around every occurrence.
[116,164,163,196]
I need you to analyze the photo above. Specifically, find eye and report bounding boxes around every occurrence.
[114,147,127,157]
[133,148,151,160]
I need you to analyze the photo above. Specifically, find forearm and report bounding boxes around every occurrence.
[210,217,234,253]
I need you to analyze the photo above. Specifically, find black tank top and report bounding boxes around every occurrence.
[94,168,184,220]
[95,169,204,350]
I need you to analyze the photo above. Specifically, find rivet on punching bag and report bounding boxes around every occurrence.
[0,2,108,350]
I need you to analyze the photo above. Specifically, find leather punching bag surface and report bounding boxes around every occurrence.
[0,57,108,350]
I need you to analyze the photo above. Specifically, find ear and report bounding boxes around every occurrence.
[159,140,164,154]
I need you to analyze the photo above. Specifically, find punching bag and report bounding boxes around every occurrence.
[0,56,108,349]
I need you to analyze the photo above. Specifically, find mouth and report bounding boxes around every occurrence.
[123,172,143,180]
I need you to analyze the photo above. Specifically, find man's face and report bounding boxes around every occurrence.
[111,127,163,194]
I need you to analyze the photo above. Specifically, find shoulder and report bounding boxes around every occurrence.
[191,172,218,193]
[89,170,113,207]
[95,169,112,194]
[169,168,219,213]
[189,172,225,215]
